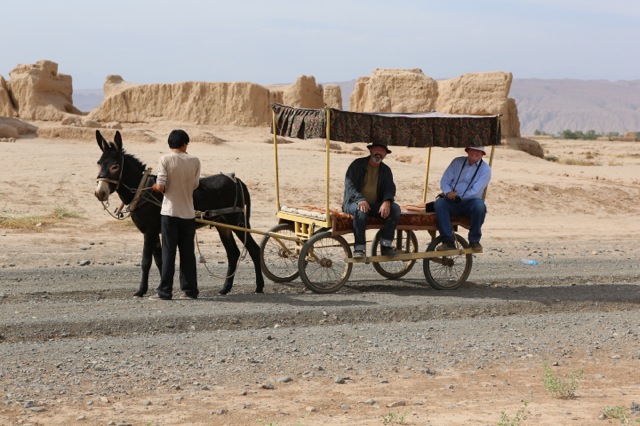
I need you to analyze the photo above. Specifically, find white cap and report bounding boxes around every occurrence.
[465,146,486,155]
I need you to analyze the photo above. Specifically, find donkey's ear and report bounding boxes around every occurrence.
[114,131,123,152]
[96,130,107,152]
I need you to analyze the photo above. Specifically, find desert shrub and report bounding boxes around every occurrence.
[498,400,529,426]
[559,158,600,166]
[559,129,600,140]
[382,409,411,424]
[542,362,583,399]
[601,405,631,424]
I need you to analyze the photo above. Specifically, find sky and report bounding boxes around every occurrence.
[1,0,638,89]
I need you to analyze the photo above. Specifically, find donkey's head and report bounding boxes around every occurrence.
[94,130,124,201]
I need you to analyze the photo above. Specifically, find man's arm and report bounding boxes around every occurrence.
[152,157,167,193]
[440,157,462,195]
[151,182,165,193]
[344,162,365,204]
[192,159,201,191]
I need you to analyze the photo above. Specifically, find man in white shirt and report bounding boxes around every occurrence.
[149,130,201,300]
[435,146,492,252]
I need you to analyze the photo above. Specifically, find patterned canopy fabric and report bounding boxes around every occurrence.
[271,103,501,148]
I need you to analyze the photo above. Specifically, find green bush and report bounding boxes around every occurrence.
[498,400,529,426]
[542,362,583,399]
[534,129,634,140]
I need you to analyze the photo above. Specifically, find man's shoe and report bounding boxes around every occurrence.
[148,293,171,301]
[380,246,398,257]
[177,292,198,300]
[353,250,366,259]
[436,241,456,251]
[470,242,483,251]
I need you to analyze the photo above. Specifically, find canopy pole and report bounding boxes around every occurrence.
[272,111,281,212]
[421,146,432,204]
[482,144,496,201]
[487,144,496,167]
[325,108,331,223]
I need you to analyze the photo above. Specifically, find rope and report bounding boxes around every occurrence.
[195,177,250,280]
[98,170,161,220]
[101,200,129,220]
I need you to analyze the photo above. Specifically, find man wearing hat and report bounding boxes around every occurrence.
[342,142,401,259]
[434,146,492,252]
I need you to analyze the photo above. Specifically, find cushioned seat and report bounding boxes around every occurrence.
[282,205,470,237]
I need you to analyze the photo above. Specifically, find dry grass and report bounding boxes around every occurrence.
[545,150,606,166]
[0,207,81,230]
[560,159,601,166]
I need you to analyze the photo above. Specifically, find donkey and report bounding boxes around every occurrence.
[94,130,264,296]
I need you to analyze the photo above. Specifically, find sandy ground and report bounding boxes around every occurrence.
[2,122,640,266]
[1,122,640,425]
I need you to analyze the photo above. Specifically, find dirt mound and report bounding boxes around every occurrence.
[351,69,520,138]
[6,60,82,120]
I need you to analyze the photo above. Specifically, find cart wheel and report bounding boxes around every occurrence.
[423,234,473,290]
[259,223,300,283]
[371,229,418,279]
[298,231,352,293]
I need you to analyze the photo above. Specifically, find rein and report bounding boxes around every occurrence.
[100,200,129,220]
[98,167,159,220]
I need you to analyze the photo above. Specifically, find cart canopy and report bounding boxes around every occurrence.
[271,103,501,149]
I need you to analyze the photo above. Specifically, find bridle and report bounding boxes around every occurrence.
[96,151,125,190]
[96,152,127,219]
[96,153,158,219]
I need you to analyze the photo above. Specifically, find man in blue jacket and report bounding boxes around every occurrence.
[342,143,401,259]
[435,146,492,252]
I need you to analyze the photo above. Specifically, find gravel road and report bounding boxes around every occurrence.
[1,245,639,425]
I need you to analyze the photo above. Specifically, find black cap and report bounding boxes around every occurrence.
[366,142,392,154]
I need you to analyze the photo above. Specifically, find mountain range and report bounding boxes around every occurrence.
[73,78,640,136]
[510,79,639,136]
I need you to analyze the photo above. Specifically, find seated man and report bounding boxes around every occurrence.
[342,142,401,259]
[435,146,492,251]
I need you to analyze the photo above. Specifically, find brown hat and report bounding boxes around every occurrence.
[367,142,392,154]
[465,146,486,155]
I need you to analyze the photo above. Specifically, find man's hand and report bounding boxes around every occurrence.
[379,200,391,218]
[445,190,458,200]
[151,183,165,193]
[357,200,370,213]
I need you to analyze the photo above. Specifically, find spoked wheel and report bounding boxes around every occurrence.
[298,231,352,293]
[371,229,418,279]
[423,234,473,290]
[259,223,300,283]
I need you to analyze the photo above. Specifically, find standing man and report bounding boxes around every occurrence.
[435,146,492,252]
[342,142,401,259]
[149,129,201,300]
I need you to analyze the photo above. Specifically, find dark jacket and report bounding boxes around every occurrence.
[342,156,396,212]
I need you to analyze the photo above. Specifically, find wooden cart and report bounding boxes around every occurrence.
[257,103,500,293]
